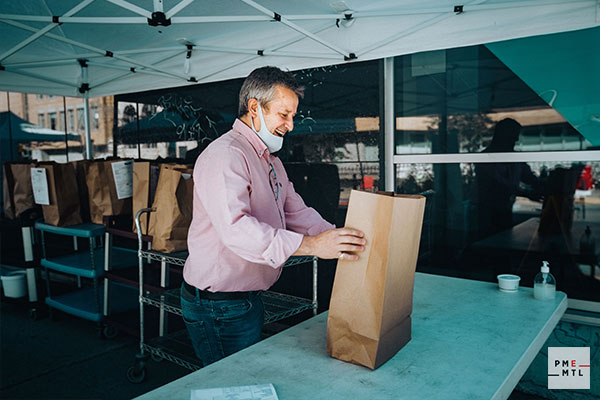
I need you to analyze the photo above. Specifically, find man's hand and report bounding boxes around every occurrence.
[293,228,366,261]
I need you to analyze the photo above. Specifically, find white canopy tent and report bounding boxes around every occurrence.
[1,0,598,97]
[1,0,598,176]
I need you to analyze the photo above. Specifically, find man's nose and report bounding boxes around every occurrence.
[285,117,294,132]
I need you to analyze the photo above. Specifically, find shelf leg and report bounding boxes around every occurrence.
[159,258,168,336]
[103,232,111,316]
[21,226,34,262]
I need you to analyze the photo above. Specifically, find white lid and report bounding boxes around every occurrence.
[541,260,550,273]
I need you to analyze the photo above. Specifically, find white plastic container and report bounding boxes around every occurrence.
[533,261,556,300]
[1,271,27,298]
[497,274,520,292]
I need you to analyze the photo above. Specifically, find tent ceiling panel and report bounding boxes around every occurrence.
[1,0,598,98]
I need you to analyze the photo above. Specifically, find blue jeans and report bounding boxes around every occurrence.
[180,284,264,366]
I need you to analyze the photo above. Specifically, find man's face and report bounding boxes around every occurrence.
[252,85,298,137]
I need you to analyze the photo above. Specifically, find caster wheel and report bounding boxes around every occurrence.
[127,366,146,384]
[103,325,118,339]
[151,353,164,362]
[29,308,38,320]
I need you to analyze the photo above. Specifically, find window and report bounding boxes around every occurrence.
[38,113,45,128]
[393,43,599,303]
[77,107,85,131]
[68,109,75,131]
[49,112,56,130]
[393,46,589,155]
[91,105,99,130]
[59,111,65,131]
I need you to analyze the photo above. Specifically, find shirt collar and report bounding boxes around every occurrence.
[232,118,270,159]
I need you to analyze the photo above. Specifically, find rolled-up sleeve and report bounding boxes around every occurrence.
[195,148,303,268]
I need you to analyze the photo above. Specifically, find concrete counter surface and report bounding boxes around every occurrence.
[136,273,567,400]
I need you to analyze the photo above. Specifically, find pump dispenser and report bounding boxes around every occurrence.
[533,261,556,300]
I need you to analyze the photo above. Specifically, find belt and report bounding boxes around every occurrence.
[183,281,255,301]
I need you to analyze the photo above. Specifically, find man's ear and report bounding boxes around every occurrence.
[248,98,259,117]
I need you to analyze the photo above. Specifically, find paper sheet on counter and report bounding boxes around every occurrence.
[190,383,278,400]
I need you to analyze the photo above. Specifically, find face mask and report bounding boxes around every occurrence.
[251,103,283,153]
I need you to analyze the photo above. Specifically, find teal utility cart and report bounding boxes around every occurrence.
[35,221,138,336]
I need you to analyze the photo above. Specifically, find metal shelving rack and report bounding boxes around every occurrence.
[127,208,318,383]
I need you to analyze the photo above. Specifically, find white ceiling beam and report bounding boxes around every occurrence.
[190,45,340,59]
[1,19,189,81]
[196,55,256,82]
[105,0,152,18]
[86,59,183,79]
[1,66,79,89]
[172,15,270,22]
[165,0,195,19]
[0,15,341,24]
[90,51,185,91]
[357,13,450,56]
[195,23,333,82]
[1,0,592,25]
[0,0,95,62]
[1,47,188,66]
[356,0,490,56]
[239,0,353,59]
[3,59,76,69]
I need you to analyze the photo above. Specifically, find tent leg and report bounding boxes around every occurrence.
[83,95,93,159]
[384,57,395,192]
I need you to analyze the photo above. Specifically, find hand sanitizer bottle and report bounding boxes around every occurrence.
[533,261,556,300]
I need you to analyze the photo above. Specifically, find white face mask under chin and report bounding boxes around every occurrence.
[251,103,284,153]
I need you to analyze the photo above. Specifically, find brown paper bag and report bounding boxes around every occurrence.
[326,190,426,370]
[36,162,82,227]
[72,160,92,222]
[148,165,194,253]
[132,161,161,234]
[86,159,133,224]
[3,162,36,219]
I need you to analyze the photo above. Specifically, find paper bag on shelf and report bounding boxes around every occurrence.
[148,165,194,253]
[86,159,133,224]
[326,190,426,370]
[34,162,82,227]
[72,160,92,222]
[3,162,36,219]
[132,161,161,234]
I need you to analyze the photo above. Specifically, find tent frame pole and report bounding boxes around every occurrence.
[63,96,69,161]
[384,57,395,192]
[83,94,92,159]
[6,92,14,161]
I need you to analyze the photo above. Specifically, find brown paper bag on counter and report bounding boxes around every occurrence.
[326,190,426,370]
[86,159,133,224]
[148,165,193,253]
[132,161,161,234]
[35,162,82,227]
[3,162,36,219]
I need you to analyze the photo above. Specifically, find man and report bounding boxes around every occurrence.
[182,66,365,365]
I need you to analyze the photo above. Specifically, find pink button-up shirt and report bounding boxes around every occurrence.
[183,119,335,292]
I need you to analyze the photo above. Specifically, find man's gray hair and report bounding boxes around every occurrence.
[238,66,304,116]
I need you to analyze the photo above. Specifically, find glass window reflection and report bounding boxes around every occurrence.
[397,161,600,302]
